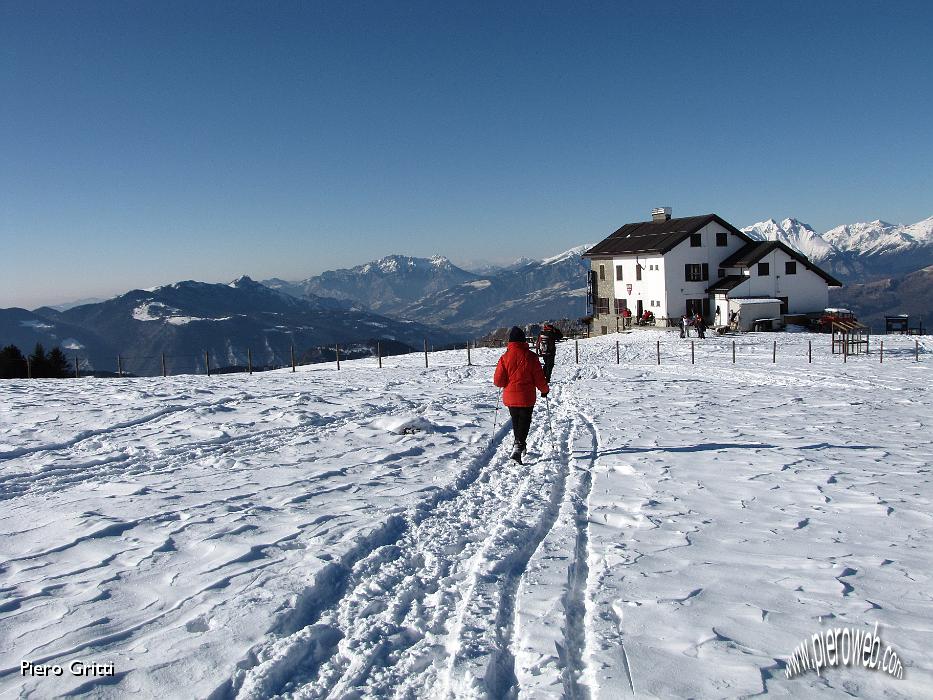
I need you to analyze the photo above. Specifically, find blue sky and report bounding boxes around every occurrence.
[2,1,931,308]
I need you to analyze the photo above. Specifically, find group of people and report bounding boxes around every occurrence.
[680,313,708,339]
[493,322,563,464]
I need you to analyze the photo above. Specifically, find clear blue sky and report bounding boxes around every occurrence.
[2,1,931,308]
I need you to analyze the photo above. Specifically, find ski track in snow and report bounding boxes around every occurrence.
[1,332,931,698]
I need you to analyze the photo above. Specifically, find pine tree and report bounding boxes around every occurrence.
[0,345,27,379]
[29,343,49,378]
[46,347,72,378]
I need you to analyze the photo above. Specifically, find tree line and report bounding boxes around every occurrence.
[0,343,73,379]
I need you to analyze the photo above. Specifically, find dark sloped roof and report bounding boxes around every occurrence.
[720,241,843,286]
[719,241,779,268]
[706,275,747,293]
[583,214,752,258]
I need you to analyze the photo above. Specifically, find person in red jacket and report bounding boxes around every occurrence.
[494,326,550,464]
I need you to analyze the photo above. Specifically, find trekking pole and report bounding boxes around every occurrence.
[490,388,502,447]
[544,395,557,455]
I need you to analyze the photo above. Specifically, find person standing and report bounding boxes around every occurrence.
[681,314,690,339]
[494,326,550,464]
[695,314,707,339]
[536,322,563,382]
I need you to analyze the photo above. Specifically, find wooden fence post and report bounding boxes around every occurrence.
[732,340,736,364]
[616,340,620,365]
[377,341,382,369]
[691,340,695,364]
[808,340,812,364]
[843,340,847,364]
[656,340,660,365]
[162,352,167,377]
[247,348,252,375]
[880,340,883,364]
[772,340,776,364]
[291,345,296,372]
[336,344,340,370]
[575,340,579,364]
[424,339,429,368]
[205,351,210,376]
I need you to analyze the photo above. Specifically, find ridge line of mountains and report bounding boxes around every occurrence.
[1,215,930,375]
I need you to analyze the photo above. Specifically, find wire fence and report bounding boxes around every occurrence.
[4,331,926,381]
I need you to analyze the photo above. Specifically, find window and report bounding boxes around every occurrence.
[615,265,624,281]
[636,264,642,281]
[614,298,627,314]
[716,231,728,246]
[690,233,702,247]
[785,261,797,275]
[758,262,770,276]
[599,264,605,281]
[686,264,709,281]
[595,297,610,315]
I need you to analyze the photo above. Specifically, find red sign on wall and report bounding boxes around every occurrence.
[626,284,633,294]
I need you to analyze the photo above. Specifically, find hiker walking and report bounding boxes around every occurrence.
[494,326,550,464]
[536,322,563,382]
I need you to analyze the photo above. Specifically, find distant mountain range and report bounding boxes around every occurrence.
[263,255,478,315]
[742,215,932,328]
[263,247,591,336]
[3,214,931,375]
[0,277,457,376]
[742,216,933,282]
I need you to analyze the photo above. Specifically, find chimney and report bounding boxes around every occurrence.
[652,207,672,222]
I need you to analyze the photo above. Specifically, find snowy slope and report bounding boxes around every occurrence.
[2,331,931,698]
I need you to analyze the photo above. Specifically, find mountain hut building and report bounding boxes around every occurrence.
[582,209,843,333]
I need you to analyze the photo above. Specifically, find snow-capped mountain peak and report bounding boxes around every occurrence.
[541,244,594,266]
[741,218,836,262]
[821,218,931,257]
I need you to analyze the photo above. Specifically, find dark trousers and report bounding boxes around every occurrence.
[508,406,534,451]
[542,354,555,382]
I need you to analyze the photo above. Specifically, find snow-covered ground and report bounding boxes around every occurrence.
[1,330,931,699]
